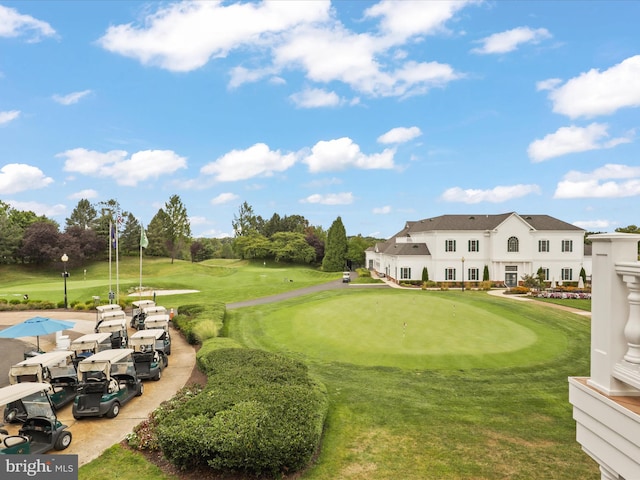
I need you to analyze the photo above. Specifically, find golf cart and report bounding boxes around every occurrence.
[0,382,72,454]
[95,317,129,348]
[129,329,169,381]
[96,303,122,323]
[69,332,113,366]
[72,348,143,419]
[143,314,171,355]
[6,350,78,421]
[130,300,156,329]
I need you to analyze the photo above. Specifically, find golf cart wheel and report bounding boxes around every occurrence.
[106,402,120,418]
[137,383,144,396]
[154,370,162,381]
[54,431,72,450]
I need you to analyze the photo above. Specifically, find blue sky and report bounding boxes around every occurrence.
[1,1,639,239]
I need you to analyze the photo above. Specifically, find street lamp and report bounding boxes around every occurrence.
[461,256,465,292]
[61,254,69,309]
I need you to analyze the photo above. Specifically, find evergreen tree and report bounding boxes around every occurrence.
[65,199,98,231]
[164,194,191,263]
[322,216,348,272]
[483,265,490,281]
[422,267,429,282]
[118,213,141,255]
[146,209,170,257]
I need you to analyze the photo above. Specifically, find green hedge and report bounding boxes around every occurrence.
[157,347,328,476]
[172,302,225,344]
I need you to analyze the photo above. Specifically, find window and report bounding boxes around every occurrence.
[468,240,479,252]
[539,268,549,282]
[400,267,411,280]
[468,268,479,281]
[445,240,456,252]
[538,240,550,252]
[445,268,456,281]
[507,236,519,252]
[561,268,573,281]
[562,240,573,252]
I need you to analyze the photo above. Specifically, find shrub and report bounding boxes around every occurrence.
[157,348,328,476]
[479,281,493,291]
[506,286,530,295]
[173,303,225,345]
[355,267,370,278]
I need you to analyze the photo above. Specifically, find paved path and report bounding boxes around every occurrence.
[0,310,196,466]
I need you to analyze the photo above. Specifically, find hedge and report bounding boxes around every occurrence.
[157,347,328,477]
[171,302,225,344]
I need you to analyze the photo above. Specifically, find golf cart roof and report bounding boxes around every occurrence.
[143,306,166,315]
[0,382,52,405]
[96,304,122,313]
[12,350,74,368]
[79,348,134,364]
[132,300,155,308]
[145,313,169,323]
[69,332,112,350]
[99,310,126,321]
[97,318,127,330]
[129,329,165,347]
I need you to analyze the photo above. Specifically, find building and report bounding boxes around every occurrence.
[569,233,640,479]
[365,212,588,286]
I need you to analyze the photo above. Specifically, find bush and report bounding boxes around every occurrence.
[157,348,328,476]
[506,286,530,295]
[172,303,225,344]
[355,267,370,278]
[479,281,493,291]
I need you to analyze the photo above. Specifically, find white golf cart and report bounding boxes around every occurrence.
[68,332,113,366]
[143,314,171,355]
[6,350,78,421]
[0,382,72,454]
[129,329,169,381]
[95,317,129,348]
[130,300,156,329]
[72,348,143,419]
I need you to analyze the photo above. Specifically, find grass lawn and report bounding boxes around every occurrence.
[226,290,599,479]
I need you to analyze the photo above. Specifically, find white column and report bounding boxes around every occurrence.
[587,233,640,396]
[612,265,640,389]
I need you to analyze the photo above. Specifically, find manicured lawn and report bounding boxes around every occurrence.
[227,290,599,479]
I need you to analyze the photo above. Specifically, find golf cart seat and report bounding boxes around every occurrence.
[0,430,29,449]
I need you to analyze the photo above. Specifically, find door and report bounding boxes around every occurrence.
[505,272,518,287]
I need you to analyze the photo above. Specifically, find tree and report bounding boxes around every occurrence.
[304,226,325,265]
[164,194,192,263]
[0,202,22,263]
[270,232,316,263]
[146,209,170,257]
[579,266,587,284]
[322,216,348,272]
[234,233,271,260]
[483,265,490,282]
[19,221,61,265]
[65,199,98,231]
[536,267,546,286]
[118,213,141,255]
[346,235,374,269]
[422,267,429,282]
[232,202,262,237]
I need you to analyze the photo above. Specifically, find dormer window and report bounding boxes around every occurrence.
[507,236,519,253]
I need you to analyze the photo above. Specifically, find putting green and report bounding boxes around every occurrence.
[255,291,567,369]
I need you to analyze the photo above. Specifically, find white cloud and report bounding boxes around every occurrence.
[59,148,187,186]
[188,216,209,226]
[0,164,53,194]
[0,4,56,42]
[53,90,92,105]
[548,55,640,118]
[554,163,640,199]
[7,200,65,217]
[303,137,395,172]
[211,192,239,205]
[301,192,354,205]
[440,184,541,203]
[98,1,330,72]
[69,189,98,200]
[471,26,551,54]
[377,126,422,144]
[98,0,469,98]
[0,110,20,125]
[289,88,342,108]
[572,219,611,230]
[528,123,632,162]
[536,78,562,91]
[201,143,297,182]
[373,205,392,214]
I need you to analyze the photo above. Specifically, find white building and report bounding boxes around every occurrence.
[365,212,588,286]
[569,233,640,480]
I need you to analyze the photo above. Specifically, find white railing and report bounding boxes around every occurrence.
[612,261,640,391]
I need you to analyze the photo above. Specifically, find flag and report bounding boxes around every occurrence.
[140,226,149,249]
[110,223,117,249]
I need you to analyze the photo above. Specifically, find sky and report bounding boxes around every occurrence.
[1,1,640,239]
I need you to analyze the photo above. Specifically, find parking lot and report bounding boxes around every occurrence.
[0,310,196,466]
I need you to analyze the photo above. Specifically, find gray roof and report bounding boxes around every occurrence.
[374,239,430,256]
[398,212,584,236]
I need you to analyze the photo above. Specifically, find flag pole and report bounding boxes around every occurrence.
[108,220,113,303]
[115,218,120,305]
[139,224,143,299]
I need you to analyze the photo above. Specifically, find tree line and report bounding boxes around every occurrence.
[0,197,381,271]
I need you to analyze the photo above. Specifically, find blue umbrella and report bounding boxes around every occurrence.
[0,316,75,351]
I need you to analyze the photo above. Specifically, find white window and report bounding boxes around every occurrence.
[561,268,573,281]
[445,240,456,252]
[538,240,550,252]
[507,236,519,253]
[468,268,479,281]
[468,240,479,252]
[400,267,411,280]
[445,268,456,281]
[562,240,573,252]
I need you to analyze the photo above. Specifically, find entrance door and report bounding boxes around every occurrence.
[505,272,518,287]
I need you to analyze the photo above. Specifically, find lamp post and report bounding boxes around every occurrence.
[461,256,465,292]
[61,253,69,309]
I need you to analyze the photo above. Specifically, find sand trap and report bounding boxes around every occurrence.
[127,289,199,296]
